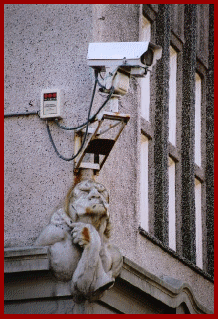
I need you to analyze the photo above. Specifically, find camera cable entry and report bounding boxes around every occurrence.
[46,76,115,162]
[4,70,114,162]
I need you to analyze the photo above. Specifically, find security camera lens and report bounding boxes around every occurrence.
[141,48,154,66]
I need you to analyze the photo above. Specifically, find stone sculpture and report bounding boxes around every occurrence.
[35,178,123,301]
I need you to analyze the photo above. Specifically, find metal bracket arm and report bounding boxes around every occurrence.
[74,112,130,174]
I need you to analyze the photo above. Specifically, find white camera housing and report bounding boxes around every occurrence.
[87,41,162,75]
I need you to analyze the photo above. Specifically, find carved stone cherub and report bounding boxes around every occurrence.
[35,179,123,301]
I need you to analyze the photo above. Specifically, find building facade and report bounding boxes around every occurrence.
[4,4,214,314]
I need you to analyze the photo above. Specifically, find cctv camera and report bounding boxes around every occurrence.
[87,41,162,96]
[87,41,162,76]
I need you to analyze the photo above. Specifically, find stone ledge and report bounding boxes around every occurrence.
[4,246,49,273]
[122,257,212,314]
[139,227,214,282]
[4,246,213,314]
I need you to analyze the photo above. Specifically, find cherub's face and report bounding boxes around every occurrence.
[69,180,109,218]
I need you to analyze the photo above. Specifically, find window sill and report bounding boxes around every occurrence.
[194,163,205,182]
[168,142,180,162]
[139,226,214,283]
[141,116,153,139]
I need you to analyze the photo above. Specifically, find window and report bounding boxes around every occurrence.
[195,178,203,268]
[168,157,176,250]
[169,46,177,146]
[168,47,177,250]
[138,6,212,276]
[140,134,149,231]
[140,17,151,121]
[195,73,202,167]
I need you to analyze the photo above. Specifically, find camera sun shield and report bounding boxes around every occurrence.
[87,41,162,71]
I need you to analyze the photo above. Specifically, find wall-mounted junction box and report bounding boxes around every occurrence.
[40,89,62,119]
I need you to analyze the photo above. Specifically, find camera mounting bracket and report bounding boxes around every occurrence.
[74,110,130,174]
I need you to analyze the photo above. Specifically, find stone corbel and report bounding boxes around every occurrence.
[33,178,123,302]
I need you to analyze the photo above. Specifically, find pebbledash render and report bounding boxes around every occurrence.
[4,4,214,314]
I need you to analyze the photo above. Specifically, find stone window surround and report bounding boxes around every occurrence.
[140,4,211,275]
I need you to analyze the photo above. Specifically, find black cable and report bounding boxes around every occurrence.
[53,71,109,131]
[97,78,106,89]
[46,85,114,162]
[4,111,40,118]
[53,70,100,131]
[89,86,114,120]
[46,72,99,162]
[54,117,87,131]
[54,86,114,131]
[4,71,114,162]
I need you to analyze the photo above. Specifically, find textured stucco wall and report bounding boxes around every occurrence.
[4,3,94,246]
[4,4,213,312]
